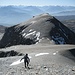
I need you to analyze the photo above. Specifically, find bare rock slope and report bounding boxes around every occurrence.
[0,45,75,75]
[0,13,75,48]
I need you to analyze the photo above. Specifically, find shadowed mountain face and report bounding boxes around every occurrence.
[0,13,75,48]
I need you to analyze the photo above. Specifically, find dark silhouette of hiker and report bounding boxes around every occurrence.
[20,54,30,68]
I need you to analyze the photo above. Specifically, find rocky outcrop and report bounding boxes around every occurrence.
[0,13,75,48]
[0,50,24,57]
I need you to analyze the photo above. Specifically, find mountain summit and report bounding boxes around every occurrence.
[0,13,75,48]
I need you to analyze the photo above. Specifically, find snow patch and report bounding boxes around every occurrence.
[24,30,40,43]
[35,53,49,57]
[20,28,41,43]
[29,29,34,32]
[46,68,48,71]
[25,31,36,37]
[22,29,26,33]
[35,32,40,41]
[22,33,26,37]
[36,32,40,38]
[53,53,56,55]
[53,51,58,55]
[10,59,24,66]
[50,40,55,44]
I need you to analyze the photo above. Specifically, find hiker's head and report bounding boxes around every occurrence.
[26,53,28,56]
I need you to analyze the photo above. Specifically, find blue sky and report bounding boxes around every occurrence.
[0,0,75,6]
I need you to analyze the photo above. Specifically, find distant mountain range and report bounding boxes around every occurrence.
[0,25,6,40]
[0,25,6,33]
[55,15,75,21]
[0,5,75,26]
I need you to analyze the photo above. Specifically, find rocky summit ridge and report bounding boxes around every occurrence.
[0,13,75,48]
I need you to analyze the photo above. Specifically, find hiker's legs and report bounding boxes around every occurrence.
[24,60,29,68]
[27,61,29,67]
[24,61,26,68]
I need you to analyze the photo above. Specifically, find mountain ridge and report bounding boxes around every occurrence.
[0,13,75,48]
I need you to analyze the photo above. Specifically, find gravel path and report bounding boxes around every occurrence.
[0,45,75,75]
[1,62,75,75]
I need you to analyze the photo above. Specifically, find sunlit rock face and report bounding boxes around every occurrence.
[0,13,75,48]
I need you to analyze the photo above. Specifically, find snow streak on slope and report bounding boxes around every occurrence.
[22,29,41,43]
[10,56,32,66]
[35,53,49,57]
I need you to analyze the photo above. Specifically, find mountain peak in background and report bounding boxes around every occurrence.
[0,13,75,48]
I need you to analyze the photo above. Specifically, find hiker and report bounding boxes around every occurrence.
[20,53,30,68]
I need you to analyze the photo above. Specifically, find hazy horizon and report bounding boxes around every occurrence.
[0,5,75,7]
[0,0,75,6]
